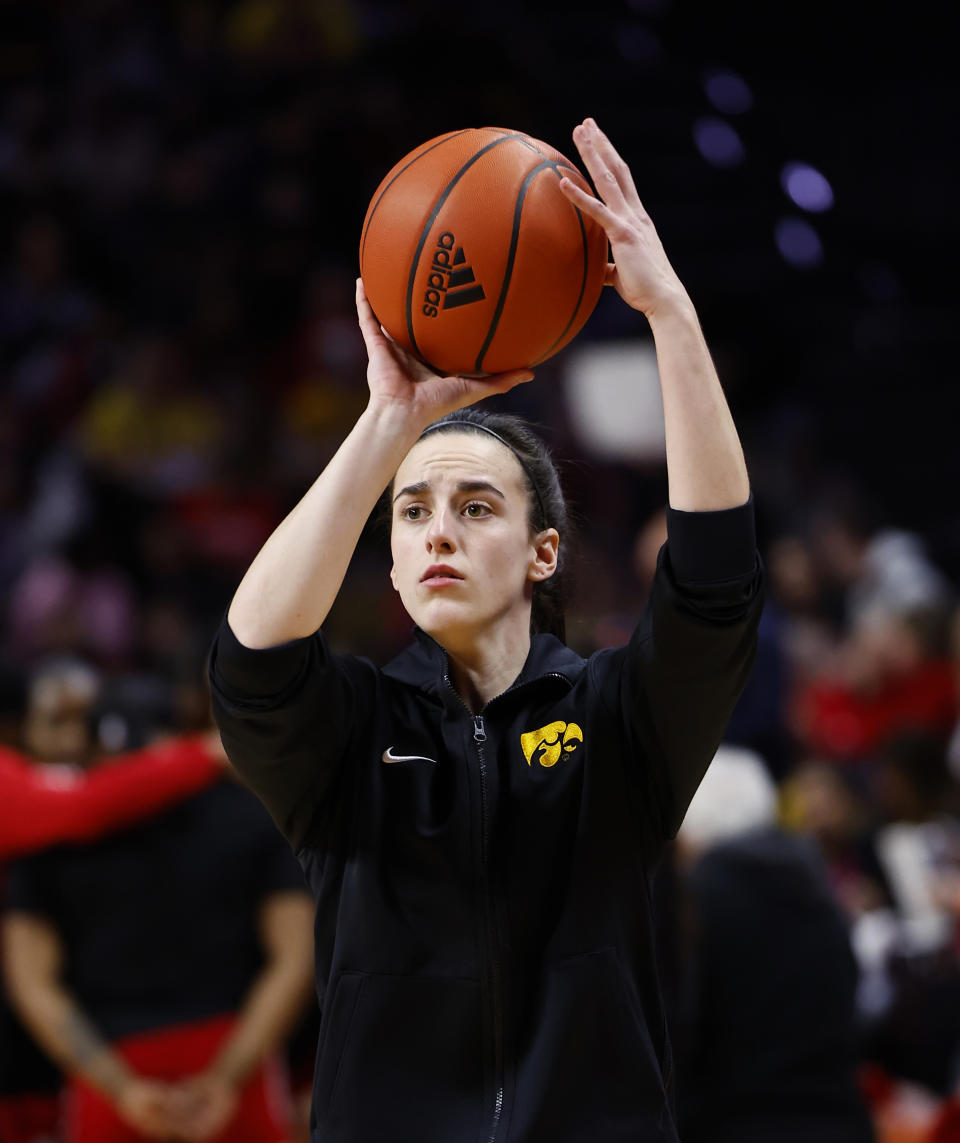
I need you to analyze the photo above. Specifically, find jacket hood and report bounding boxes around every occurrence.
[381,627,587,708]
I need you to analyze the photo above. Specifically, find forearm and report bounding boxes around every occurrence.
[208,959,314,1087]
[228,400,423,648]
[53,737,218,848]
[556,119,751,512]
[12,979,132,1099]
[227,274,535,650]
[648,293,750,512]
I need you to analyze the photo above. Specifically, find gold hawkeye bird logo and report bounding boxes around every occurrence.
[520,721,584,768]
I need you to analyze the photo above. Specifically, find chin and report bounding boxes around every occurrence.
[410,599,480,646]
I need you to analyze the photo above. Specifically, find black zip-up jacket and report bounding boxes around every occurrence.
[209,500,763,1143]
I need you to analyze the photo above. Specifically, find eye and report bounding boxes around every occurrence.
[401,504,426,521]
[463,501,492,518]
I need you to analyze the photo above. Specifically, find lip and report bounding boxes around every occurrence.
[420,564,464,585]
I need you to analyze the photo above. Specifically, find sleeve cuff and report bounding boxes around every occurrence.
[665,495,757,584]
[211,614,316,697]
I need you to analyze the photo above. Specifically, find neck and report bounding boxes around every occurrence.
[442,616,532,714]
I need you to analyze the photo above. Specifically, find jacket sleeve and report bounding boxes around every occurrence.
[208,616,374,853]
[590,498,764,848]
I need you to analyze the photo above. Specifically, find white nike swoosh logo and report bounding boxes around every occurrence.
[382,747,438,765]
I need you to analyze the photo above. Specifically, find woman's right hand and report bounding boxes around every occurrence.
[355,278,534,426]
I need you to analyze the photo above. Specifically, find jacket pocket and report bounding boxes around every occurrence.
[512,946,673,1142]
[315,972,483,1143]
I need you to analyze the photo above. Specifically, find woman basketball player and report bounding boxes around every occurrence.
[209,118,764,1142]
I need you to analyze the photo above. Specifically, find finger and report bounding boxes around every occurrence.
[571,121,628,214]
[421,369,534,412]
[355,278,389,353]
[558,176,627,242]
[457,374,531,408]
[479,368,536,394]
[365,315,437,383]
[384,337,440,384]
[581,118,643,209]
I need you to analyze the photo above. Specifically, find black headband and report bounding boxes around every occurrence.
[419,420,547,526]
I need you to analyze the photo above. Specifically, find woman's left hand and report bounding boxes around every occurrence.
[559,118,688,320]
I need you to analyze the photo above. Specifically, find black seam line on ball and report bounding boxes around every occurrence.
[360,130,472,270]
[405,134,525,362]
[530,170,591,365]
[502,156,591,366]
[475,159,554,374]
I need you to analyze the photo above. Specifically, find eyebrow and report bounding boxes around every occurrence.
[393,479,506,503]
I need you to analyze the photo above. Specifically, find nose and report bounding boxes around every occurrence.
[425,508,456,554]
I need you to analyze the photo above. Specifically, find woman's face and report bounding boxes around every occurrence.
[390,431,558,649]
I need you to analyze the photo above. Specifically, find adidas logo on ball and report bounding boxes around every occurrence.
[361,128,608,374]
[422,232,486,317]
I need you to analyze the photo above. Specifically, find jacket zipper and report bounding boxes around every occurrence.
[473,713,504,1143]
[443,668,571,1143]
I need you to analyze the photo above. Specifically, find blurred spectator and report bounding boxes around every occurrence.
[792,605,957,763]
[781,760,890,921]
[223,0,361,65]
[765,531,845,684]
[946,605,960,785]
[771,490,957,768]
[76,336,222,497]
[810,489,953,630]
[0,216,95,360]
[0,663,224,1143]
[861,732,960,1098]
[674,745,875,1143]
[6,558,138,668]
[2,663,315,1142]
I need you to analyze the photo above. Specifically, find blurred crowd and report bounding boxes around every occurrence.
[2,2,959,1142]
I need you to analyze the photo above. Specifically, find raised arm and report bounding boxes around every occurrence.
[227,283,534,650]
[0,734,222,862]
[559,117,750,512]
[563,119,762,846]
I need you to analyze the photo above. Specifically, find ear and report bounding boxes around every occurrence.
[389,563,398,591]
[528,528,559,582]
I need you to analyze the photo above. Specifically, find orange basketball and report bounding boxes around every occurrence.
[359,127,609,376]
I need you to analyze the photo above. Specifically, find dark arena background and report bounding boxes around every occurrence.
[1,2,958,1142]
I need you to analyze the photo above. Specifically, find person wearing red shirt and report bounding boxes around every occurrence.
[3,661,314,1143]
[0,663,225,1143]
